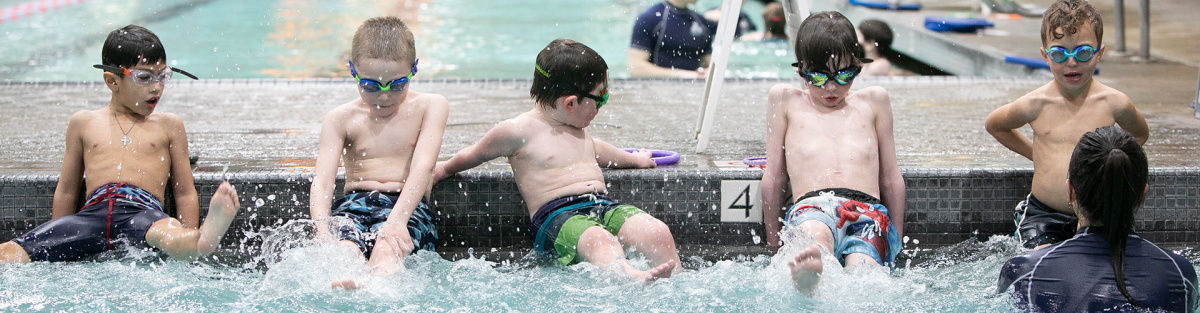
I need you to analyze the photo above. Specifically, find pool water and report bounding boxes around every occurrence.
[0,0,793,81]
[5,220,1195,311]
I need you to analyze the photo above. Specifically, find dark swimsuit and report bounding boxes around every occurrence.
[1013,194,1078,248]
[13,182,170,262]
[328,190,438,257]
[631,2,718,71]
[998,227,1198,312]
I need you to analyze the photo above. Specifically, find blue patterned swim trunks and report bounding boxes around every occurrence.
[328,190,438,256]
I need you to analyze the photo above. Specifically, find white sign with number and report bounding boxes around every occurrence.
[720,180,762,223]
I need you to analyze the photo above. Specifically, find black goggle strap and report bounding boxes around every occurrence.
[92,64,198,80]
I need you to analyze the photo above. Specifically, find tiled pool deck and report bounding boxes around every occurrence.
[1,78,1197,261]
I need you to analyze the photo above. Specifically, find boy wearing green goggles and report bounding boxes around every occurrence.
[986,0,1148,250]
[434,39,679,282]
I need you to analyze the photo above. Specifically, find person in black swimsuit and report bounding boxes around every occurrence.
[997,126,1197,312]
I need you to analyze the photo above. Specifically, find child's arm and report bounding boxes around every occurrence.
[1111,95,1149,145]
[379,98,449,252]
[593,139,655,169]
[166,114,201,228]
[870,88,906,238]
[761,84,792,248]
[310,110,347,240]
[51,112,87,219]
[435,120,525,181]
[984,99,1037,160]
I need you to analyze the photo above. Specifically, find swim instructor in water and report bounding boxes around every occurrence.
[628,0,716,78]
[996,126,1197,312]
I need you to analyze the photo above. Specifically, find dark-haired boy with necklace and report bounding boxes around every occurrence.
[309,16,447,289]
[985,0,1147,249]
[434,39,680,281]
[760,11,905,296]
[0,25,242,264]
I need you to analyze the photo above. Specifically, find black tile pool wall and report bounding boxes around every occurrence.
[2,168,1198,254]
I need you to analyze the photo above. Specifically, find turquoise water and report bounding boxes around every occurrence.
[8,221,1195,311]
[0,0,793,81]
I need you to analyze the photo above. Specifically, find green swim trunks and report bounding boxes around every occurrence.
[530,194,644,265]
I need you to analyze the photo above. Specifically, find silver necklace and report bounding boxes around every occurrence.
[113,111,134,146]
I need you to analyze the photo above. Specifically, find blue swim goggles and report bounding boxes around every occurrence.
[1044,45,1096,63]
[349,59,418,92]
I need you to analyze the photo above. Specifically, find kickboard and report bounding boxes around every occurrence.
[924,16,994,33]
[847,0,921,10]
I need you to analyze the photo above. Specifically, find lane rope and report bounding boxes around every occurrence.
[0,0,89,24]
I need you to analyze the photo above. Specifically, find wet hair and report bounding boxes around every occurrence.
[1068,125,1148,307]
[794,11,865,73]
[762,2,787,39]
[101,25,167,75]
[351,16,416,65]
[1041,0,1104,46]
[859,20,893,52]
[530,39,608,109]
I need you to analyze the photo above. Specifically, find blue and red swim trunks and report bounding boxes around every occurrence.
[784,188,902,267]
[13,182,170,262]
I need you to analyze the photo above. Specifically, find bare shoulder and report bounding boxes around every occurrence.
[324,99,362,123]
[1089,82,1134,109]
[854,86,890,106]
[767,83,802,101]
[67,109,100,126]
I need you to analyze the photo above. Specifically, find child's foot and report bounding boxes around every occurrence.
[198,182,240,255]
[789,246,823,296]
[332,278,362,290]
[626,259,675,282]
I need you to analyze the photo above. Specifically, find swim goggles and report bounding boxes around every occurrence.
[1044,45,1096,63]
[791,63,862,87]
[536,64,608,109]
[349,59,419,92]
[93,64,198,84]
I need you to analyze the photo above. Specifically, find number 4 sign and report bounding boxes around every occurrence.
[720,180,762,223]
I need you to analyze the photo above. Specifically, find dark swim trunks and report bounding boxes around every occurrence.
[328,190,438,257]
[530,194,645,266]
[1013,194,1078,248]
[13,182,170,262]
[998,227,1198,312]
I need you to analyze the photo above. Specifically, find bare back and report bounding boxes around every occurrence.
[781,86,886,200]
[504,111,607,215]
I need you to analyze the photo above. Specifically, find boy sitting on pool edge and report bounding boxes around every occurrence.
[0,25,242,264]
[308,16,448,288]
[433,39,680,281]
[760,11,905,296]
[985,0,1147,249]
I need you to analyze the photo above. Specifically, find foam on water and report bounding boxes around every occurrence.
[0,221,1099,311]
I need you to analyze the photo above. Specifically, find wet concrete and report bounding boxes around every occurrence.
[1,77,1197,172]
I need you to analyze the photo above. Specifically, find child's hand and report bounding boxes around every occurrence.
[378,222,415,255]
[433,161,449,182]
[631,149,657,168]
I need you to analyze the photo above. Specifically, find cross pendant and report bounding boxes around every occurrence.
[121,136,131,146]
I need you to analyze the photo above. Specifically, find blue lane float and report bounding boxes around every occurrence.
[622,149,680,166]
[924,16,994,33]
[1004,55,1100,74]
[848,0,921,10]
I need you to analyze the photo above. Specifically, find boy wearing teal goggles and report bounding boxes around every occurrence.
[310,16,448,290]
[986,0,1148,251]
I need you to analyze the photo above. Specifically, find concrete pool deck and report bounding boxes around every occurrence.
[0,77,1197,262]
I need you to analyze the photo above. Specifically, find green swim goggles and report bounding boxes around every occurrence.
[349,59,418,92]
[792,63,862,87]
[1044,45,1096,63]
[536,64,609,109]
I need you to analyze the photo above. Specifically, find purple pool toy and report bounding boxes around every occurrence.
[622,149,681,166]
[743,156,766,167]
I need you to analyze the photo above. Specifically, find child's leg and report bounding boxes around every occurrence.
[144,182,240,260]
[577,225,673,281]
[0,241,30,263]
[788,219,835,295]
[616,213,681,274]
